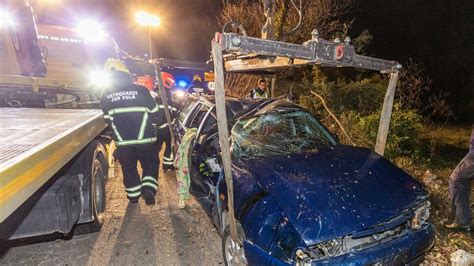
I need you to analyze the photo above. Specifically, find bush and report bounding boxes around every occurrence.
[358,105,423,159]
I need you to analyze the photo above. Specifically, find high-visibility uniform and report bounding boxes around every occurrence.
[100,72,164,201]
[154,91,178,170]
[250,88,268,99]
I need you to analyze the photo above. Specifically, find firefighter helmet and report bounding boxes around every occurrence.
[192,74,202,82]
[104,58,130,75]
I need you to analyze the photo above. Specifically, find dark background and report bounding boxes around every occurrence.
[32,0,473,120]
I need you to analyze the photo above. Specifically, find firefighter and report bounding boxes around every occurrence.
[249,78,269,99]
[154,88,177,170]
[100,58,163,205]
[188,74,209,95]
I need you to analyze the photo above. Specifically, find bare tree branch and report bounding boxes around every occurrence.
[311,90,356,145]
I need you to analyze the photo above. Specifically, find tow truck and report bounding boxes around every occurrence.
[0,1,114,239]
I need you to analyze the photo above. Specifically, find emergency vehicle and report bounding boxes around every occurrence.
[0,0,113,239]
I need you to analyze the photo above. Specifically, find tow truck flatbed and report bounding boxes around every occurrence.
[0,108,106,222]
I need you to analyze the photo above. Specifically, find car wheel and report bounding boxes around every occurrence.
[222,223,247,266]
[73,143,108,234]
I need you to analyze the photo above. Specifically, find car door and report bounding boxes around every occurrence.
[188,107,221,213]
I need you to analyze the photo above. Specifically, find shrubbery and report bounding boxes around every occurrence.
[292,71,425,160]
[357,105,423,159]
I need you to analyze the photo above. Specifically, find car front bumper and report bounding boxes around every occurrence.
[244,223,435,265]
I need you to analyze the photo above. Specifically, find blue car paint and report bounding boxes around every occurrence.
[239,194,305,257]
[209,144,433,264]
[243,224,435,265]
[234,145,426,246]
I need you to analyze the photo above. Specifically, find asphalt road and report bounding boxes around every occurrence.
[0,166,223,266]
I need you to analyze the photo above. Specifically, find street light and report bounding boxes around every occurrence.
[135,11,160,60]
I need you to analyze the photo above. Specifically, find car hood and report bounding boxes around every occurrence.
[235,145,426,246]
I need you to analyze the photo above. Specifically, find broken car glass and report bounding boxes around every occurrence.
[231,110,337,158]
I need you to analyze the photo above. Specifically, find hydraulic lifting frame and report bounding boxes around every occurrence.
[211,31,402,241]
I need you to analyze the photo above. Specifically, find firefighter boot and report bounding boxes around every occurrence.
[142,188,156,205]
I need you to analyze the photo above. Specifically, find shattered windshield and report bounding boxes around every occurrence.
[231,110,337,158]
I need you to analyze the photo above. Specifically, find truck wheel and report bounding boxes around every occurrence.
[222,222,247,266]
[71,141,108,235]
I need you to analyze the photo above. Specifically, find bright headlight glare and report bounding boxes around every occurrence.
[88,70,110,88]
[77,20,107,43]
[411,202,430,230]
[0,8,15,28]
[173,90,186,98]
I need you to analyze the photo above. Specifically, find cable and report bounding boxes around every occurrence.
[222,20,248,36]
[281,0,303,39]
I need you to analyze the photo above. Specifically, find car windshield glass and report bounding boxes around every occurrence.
[231,110,337,158]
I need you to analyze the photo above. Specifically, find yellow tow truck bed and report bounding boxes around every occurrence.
[0,108,106,222]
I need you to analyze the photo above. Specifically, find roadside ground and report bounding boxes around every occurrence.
[0,164,223,265]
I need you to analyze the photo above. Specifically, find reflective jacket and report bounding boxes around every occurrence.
[250,88,268,99]
[100,76,164,147]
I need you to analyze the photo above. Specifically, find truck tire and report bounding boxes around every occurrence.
[68,140,108,235]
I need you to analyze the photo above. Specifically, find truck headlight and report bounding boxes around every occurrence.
[411,202,430,230]
[88,69,110,88]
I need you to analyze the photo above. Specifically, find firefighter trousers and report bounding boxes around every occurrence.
[157,129,174,169]
[115,143,159,200]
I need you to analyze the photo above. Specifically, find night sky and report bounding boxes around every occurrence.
[32,0,220,61]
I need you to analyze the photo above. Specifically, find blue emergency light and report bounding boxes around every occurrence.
[177,80,188,88]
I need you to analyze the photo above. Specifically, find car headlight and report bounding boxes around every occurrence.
[411,201,430,230]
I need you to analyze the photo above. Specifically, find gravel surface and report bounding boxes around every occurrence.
[0,166,223,266]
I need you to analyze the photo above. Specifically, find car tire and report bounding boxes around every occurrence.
[222,222,248,266]
[72,141,108,235]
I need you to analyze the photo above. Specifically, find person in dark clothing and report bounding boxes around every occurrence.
[188,74,209,95]
[100,59,164,205]
[250,78,269,99]
[446,126,474,231]
[153,88,178,170]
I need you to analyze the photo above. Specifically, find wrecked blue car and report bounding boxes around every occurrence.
[174,96,435,265]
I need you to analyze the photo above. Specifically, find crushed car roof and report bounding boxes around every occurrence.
[198,95,302,120]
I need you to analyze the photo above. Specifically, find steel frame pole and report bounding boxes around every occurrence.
[153,63,177,156]
[212,39,239,243]
[375,71,399,155]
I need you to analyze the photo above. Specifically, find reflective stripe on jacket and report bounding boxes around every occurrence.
[100,83,165,147]
[250,88,268,99]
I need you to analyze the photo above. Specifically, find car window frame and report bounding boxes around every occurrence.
[196,106,217,144]
[179,101,200,129]
[186,102,209,129]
